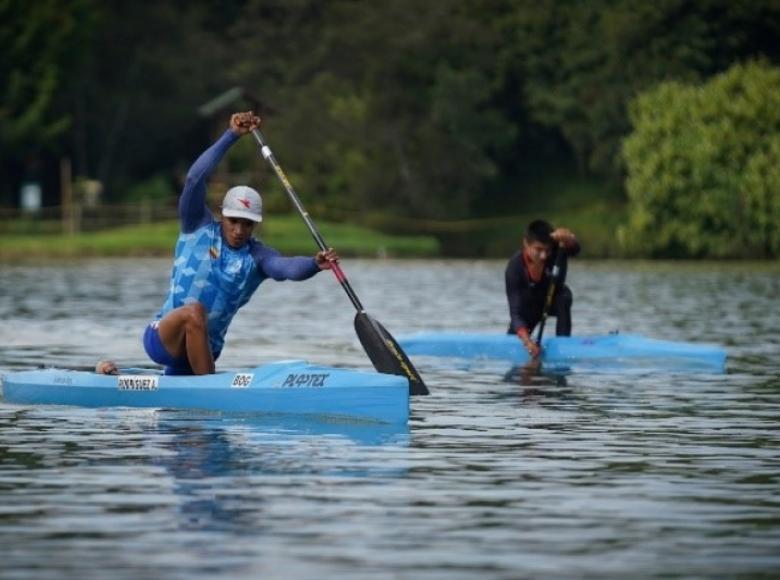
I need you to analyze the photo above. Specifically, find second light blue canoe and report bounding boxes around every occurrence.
[397,332,727,372]
[1,360,409,424]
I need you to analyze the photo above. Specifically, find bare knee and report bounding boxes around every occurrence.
[182,303,208,333]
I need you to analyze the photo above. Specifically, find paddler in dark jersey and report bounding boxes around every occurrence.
[139,111,339,375]
[505,219,580,359]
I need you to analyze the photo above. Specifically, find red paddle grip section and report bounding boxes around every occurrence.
[330,262,347,283]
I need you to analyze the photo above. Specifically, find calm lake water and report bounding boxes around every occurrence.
[1,258,779,579]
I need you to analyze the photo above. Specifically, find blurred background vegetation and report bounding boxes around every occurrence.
[1,0,778,258]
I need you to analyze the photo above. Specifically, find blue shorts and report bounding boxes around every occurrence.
[143,321,193,376]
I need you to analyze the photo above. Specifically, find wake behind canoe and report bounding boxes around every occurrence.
[1,360,409,424]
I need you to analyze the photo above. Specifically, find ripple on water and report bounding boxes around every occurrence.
[1,259,779,578]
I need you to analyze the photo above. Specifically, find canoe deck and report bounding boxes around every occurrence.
[398,332,727,372]
[1,360,410,424]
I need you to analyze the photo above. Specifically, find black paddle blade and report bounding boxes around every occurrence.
[354,312,429,396]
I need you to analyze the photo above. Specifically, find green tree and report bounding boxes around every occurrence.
[0,0,93,154]
[64,1,228,195]
[505,0,780,179]
[621,60,780,258]
[231,0,516,220]
[5,0,780,226]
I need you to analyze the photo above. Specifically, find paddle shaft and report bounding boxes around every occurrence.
[251,129,365,313]
[251,128,429,394]
[535,244,566,346]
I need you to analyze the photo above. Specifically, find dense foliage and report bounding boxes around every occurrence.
[622,61,780,258]
[1,0,779,255]
[0,0,93,153]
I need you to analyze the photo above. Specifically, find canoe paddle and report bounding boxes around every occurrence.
[535,243,566,348]
[251,128,429,395]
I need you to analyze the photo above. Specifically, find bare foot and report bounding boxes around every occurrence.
[95,360,119,375]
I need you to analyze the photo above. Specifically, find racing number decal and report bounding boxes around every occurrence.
[231,373,254,388]
[117,375,159,391]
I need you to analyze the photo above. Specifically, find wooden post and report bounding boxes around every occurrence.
[60,157,74,235]
[140,197,151,224]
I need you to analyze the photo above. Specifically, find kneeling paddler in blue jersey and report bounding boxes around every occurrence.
[143,111,339,375]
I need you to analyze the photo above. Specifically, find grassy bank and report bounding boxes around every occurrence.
[409,197,627,258]
[0,174,629,260]
[360,174,628,258]
[0,200,625,260]
[0,215,440,260]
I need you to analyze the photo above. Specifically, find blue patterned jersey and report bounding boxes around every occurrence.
[153,129,320,356]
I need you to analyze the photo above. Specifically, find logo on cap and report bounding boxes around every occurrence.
[222,186,263,222]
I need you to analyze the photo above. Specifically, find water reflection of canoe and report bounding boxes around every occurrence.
[0,360,409,424]
[398,332,727,372]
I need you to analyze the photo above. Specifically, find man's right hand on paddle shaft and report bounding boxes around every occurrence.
[551,227,577,251]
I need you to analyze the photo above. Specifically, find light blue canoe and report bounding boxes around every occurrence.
[0,360,409,424]
[398,332,727,372]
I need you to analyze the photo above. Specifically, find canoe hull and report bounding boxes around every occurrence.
[1,360,409,424]
[398,332,727,372]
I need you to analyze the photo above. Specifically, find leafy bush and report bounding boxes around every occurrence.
[621,60,780,258]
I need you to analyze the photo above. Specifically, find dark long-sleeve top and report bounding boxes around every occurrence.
[505,242,580,334]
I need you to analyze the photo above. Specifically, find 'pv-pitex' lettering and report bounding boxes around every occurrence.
[280,373,329,388]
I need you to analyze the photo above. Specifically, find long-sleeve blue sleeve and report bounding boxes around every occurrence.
[179,130,239,233]
[250,242,320,281]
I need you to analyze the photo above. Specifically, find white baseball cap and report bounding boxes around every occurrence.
[221,186,263,222]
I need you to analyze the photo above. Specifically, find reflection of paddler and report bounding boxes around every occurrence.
[506,219,580,359]
[140,111,339,376]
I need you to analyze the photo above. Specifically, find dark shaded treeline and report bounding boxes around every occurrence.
[2,0,779,223]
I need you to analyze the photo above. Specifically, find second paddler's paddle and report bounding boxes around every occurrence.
[535,243,567,348]
[251,128,428,396]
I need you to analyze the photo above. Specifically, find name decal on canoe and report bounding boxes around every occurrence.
[117,375,159,391]
[280,373,329,388]
[231,373,254,388]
